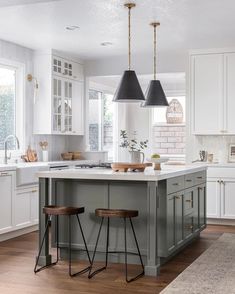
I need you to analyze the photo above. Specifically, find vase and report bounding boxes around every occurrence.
[129,151,145,163]
[42,150,48,162]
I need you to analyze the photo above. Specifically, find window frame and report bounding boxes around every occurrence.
[87,83,116,160]
[0,58,25,157]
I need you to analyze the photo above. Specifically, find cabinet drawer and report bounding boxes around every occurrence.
[194,171,206,185]
[184,174,195,188]
[167,176,184,194]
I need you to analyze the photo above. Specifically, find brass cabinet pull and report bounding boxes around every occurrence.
[186,179,192,182]
[172,183,179,186]
[185,199,193,203]
[1,172,9,176]
[175,196,181,199]
[31,190,38,193]
[197,176,203,179]
[185,225,193,230]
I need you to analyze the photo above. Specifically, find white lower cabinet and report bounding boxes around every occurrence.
[207,179,221,218]
[0,171,15,234]
[221,180,235,219]
[15,186,39,228]
[207,167,235,219]
[0,169,39,238]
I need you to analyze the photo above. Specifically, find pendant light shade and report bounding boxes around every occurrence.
[142,22,168,107]
[113,70,145,102]
[113,3,145,103]
[144,80,168,107]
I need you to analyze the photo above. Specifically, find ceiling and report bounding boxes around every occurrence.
[0,0,60,7]
[0,0,234,59]
[90,73,185,91]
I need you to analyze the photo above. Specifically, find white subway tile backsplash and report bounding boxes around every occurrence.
[155,137,168,143]
[152,124,186,156]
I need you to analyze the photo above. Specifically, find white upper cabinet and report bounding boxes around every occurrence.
[225,53,235,134]
[33,51,84,135]
[190,49,235,135]
[52,56,84,81]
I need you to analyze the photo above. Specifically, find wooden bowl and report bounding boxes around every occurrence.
[61,153,73,160]
[71,151,81,160]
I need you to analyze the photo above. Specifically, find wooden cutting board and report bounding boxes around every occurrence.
[111,162,152,172]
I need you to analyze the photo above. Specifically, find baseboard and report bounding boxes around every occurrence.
[207,218,235,226]
[0,225,38,242]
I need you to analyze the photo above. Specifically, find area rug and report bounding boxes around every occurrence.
[161,233,235,294]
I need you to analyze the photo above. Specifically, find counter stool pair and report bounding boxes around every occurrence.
[34,205,144,282]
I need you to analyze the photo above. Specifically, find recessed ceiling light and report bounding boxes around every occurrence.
[100,42,113,46]
[66,25,80,31]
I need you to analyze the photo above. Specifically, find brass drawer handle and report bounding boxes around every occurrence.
[185,225,193,230]
[172,183,179,186]
[197,176,203,179]
[186,179,192,182]
[1,172,9,176]
[31,190,38,193]
[175,196,181,199]
[185,199,193,203]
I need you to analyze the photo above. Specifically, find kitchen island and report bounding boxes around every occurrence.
[37,165,207,276]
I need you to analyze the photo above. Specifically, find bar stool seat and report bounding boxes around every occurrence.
[43,205,85,216]
[89,208,144,283]
[95,208,138,218]
[34,205,91,277]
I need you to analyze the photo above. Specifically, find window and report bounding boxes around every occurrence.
[88,89,114,160]
[0,60,24,152]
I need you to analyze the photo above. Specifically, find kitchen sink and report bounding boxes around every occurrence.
[16,164,49,187]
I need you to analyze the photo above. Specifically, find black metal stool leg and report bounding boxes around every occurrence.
[68,215,92,277]
[105,217,109,268]
[88,217,107,279]
[34,216,58,273]
[124,217,145,283]
[56,215,59,263]
[68,215,72,277]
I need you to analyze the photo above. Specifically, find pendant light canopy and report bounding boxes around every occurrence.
[113,3,145,103]
[142,22,169,107]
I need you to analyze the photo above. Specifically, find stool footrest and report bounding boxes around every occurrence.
[70,265,91,277]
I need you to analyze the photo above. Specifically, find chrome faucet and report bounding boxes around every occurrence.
[4,135,20,164]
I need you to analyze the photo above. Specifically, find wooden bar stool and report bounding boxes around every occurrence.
[88,208,144,283]
[34,205,91,277]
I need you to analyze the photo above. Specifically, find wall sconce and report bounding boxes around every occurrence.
[27,74,39,103]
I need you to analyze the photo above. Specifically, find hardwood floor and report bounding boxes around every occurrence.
[0,225,234,294]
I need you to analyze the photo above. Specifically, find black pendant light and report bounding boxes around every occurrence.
[142,22,169,107]
[113,3,145,103]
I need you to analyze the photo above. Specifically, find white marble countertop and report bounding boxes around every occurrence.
[36,164,207,182]
[0,160,95,171]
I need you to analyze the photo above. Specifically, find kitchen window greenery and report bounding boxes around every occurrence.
[119,130,148,152]
[0,59,24,152]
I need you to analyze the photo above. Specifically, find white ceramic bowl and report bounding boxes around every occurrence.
[147,157,169,164]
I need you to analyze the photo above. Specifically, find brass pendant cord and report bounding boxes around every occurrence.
[128,6,131,70]
[124,3,135,70]
[153,24,156,80]
[151,22,160,80]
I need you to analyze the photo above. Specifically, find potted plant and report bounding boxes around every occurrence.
[120,130,148,163]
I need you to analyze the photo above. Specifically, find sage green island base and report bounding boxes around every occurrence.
[37,166,207,276]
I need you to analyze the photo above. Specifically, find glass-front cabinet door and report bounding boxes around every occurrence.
[52,76,83,135]
[53,78,62,132]
[64,80,72,132]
